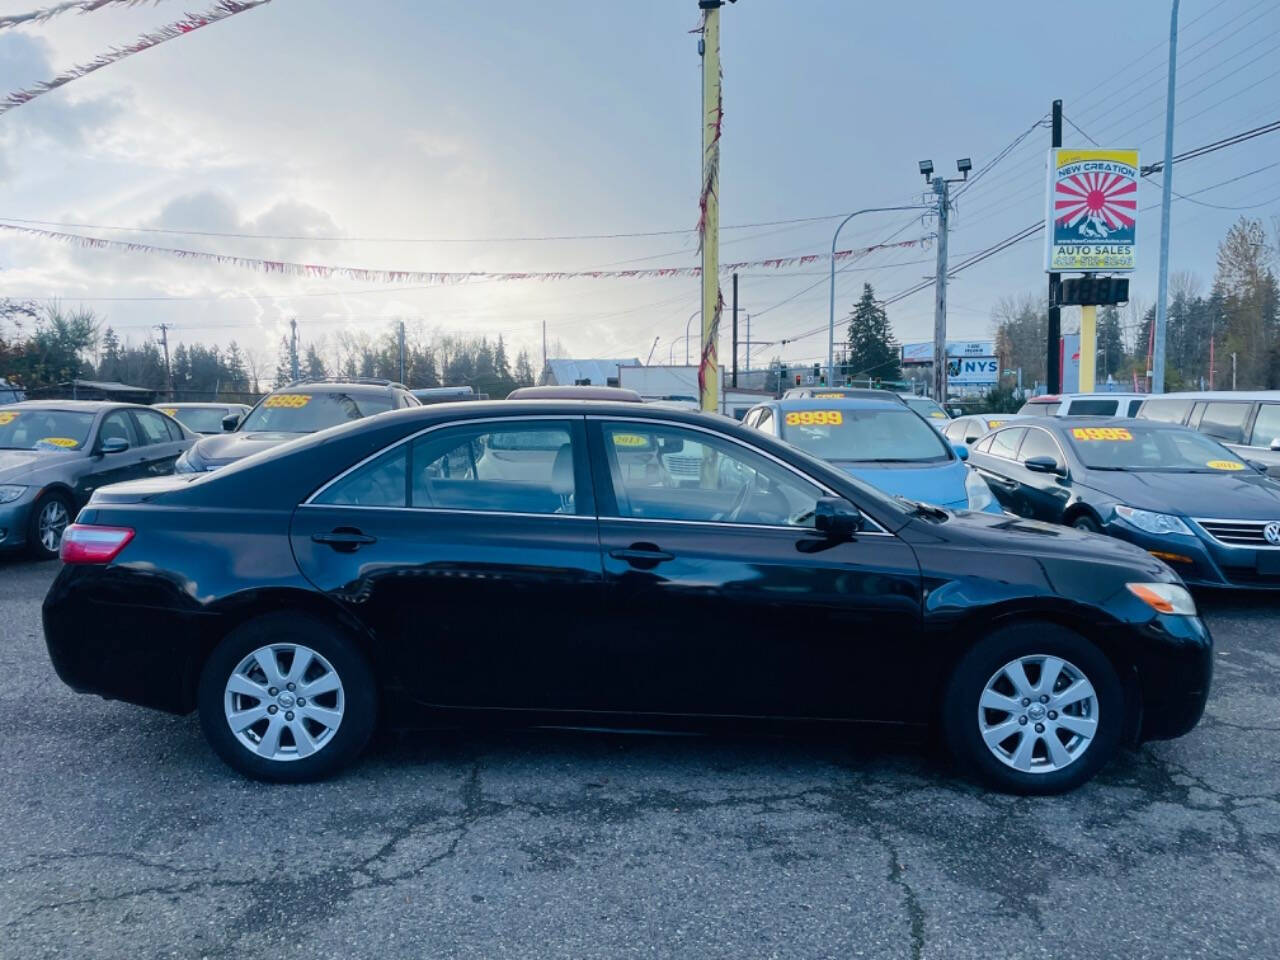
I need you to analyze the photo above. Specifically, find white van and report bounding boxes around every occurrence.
[1135,391,1280,477]
[1017,392,1147,418]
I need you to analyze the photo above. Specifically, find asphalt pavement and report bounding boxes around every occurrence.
[2,556,1278,960]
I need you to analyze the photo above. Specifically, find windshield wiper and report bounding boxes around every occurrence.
[894,496,949,521]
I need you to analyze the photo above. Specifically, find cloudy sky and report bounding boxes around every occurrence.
[0,0,1277,375]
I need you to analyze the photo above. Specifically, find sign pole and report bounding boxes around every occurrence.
[1047,99,1062,394]
[1079,302,1097,393]
[931,178,950,404]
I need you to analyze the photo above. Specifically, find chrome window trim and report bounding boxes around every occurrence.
[588,413,889,535]
[1191,517,1280,550]
[1016,425,1068,466]
[303,414,585,507]
[600,514,895,537]
[297,502,595,522]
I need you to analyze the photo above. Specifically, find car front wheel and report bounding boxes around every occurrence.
[942,622,1123,794]
[28,491,73,560]
[197,613,376,782]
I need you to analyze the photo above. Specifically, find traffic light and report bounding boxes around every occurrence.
[795,374,802,386]
[1058,276,1130,306]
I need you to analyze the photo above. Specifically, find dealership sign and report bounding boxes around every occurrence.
[901,340,995,364]
[945,356,1000,386]
[1045,148,1138,273]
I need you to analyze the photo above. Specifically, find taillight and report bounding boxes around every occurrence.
[59,524,135,564]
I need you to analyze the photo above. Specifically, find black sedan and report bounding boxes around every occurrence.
[0,401,194,558]
[43,401,1211,793]
[967,417,1280,589]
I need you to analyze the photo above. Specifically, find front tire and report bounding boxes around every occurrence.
[942,622,1123,795]
[197,613,376,782]
[1071,513,1102,533]
[28,491,73,560]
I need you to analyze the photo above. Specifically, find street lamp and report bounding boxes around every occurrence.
[685,309,699,366]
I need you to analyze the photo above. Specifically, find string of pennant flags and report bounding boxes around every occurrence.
[0,0,169,31]
[0,0,272,115]
[0,221,927,285]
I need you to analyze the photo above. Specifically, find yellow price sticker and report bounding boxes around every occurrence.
[263,394,311,409]
[612,433,650,448]
[1206,459,1245,471]
[0,411,18,426]
[785,410,844,426]
[1071,427,1132,441]
[38,437,79,448]
[987,420,1005,428]
[156,407,178,417]
[813,393,846,399]
[929,411,946,419]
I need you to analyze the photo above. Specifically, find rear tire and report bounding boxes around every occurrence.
[27,491,73,560]
[942,622,1123,795]
[198,613,376,782]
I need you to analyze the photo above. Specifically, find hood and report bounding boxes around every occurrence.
[189,431,305,468]
[0,447,73,482]
[835,458,969,510]
[1076,468,1280,520]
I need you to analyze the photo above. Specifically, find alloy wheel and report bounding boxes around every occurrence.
[38,499,69,553]
[977,654,1099,774]
[223,643,345,762]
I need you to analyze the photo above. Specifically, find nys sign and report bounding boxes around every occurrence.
[1046,148,1138,273]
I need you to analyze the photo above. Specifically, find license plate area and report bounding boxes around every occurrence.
[1257,552,1280,576]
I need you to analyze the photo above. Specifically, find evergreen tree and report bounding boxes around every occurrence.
[274,336,293,387]
[513,349,535,387]
[1096,305,1125,380]
[304,344,327,379]
[844,283,901,383]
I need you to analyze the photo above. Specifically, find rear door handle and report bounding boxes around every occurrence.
[312,529,378,552]
[609,545,674,566]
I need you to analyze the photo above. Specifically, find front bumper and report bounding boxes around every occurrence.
[1131,611,1213,742]
[0,488,38,550]
[1101,517,1280,590]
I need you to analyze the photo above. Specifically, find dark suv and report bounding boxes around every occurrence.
[175,378,418,474]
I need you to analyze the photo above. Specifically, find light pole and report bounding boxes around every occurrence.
[827,204,932,385]
[918,158,971,403]
[1152,0,1180,395]
[684,309,699,365]
[669,333,694,365]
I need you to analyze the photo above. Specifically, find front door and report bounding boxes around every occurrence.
[290,416,607,711]
[1011,426,1073,522]
[587,418,922,722]
[77,410,146,505]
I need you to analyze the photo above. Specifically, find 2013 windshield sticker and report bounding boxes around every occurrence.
[612,433,650,447]
[785,410,843,426]
[0,411,18,426]
[1206,459,1245,471]
[37,437,79,448]
[263,394,311,409]
[1071,427,1132,441]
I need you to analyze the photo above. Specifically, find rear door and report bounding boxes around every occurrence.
[1012,427,1071,522]
[290,416,609,710]
[130,408,189,476]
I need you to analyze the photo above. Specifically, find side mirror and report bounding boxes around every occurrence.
[1024,455,1064,476]
[813,496,864,541]
[951,443,969,461]
[1246,459,1269,474]
[1270,437,1280,452]
[99,437,129,455]
[222,413,242,432]
[965,435,981,445]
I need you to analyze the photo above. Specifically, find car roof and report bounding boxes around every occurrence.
[768,396,910,411]
[277,379,405,393]
[0,399,126,412]
[153,401,247,409]
[1027,392,1145,402]
[1139,390,1280,401]
[507,385,642,401]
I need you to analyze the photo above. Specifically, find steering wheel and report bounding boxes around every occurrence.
[722,479,755,523]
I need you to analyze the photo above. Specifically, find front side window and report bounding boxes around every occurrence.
[600,422,821,527]
[1017,428,1062,464]
[98,411,136,448]
[0,408,95,451]
[988,427,1027,460]
[943,419,968,443]
[1139,398,1192,424]
[1198,402,1250,444]
[778,407,951,464]
[239,391,395,434]
[904,396,948,421]
[1249,403,1280,448]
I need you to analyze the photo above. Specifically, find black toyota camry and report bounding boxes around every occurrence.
[967,417,1280,589]
[42,401,1211,793]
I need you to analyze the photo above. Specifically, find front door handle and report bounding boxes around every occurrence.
[609,544,674,568]
[312,529,377,552]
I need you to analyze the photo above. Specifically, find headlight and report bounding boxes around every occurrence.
[964,468,995,512]
[1127,582,1197,616]
[174,449,199,474]
[0,484,26,504]
[1114,505,1193,537]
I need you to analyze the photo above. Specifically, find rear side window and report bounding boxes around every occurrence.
[314,446,408,507]
[1199,402,1250,444]
[756,409,774,433]
[134,409,175,446]
[988,427,1026,460]
[1139,398,1193,424]
[1126,399,1143,417]
[1065,399,1118,417]
[972,433,996,454]
[1249,403,1280,447]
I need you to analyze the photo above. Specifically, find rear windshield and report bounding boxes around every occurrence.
[239,391,393,433]
[779,408,952,463]
[1018,400,1059,415]
[1065,424,1246,472]
[162,407,233,434]
[0,408,94,451]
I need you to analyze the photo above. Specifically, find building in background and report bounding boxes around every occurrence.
[540,358,640,388]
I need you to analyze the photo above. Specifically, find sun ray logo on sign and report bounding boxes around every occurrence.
[1046,148,1138,272]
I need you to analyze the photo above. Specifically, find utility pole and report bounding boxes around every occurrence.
[1047,99,1063,394]
[157,322,173,400]
[1232,352,1238,390]
[731,271,739,388]
[290,318,299,382]
[398,320,406,385]
[696,1,725,413]
[1153,0,1180,395]
[744,312,751,373]
[931,177,950,404]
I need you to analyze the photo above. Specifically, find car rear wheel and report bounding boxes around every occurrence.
[941,622,1123,794]
[28,491,73,560]
[197,613,376,782]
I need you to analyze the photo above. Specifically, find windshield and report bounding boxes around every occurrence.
[0,408,95,451]
[1065,424,1250,472]
[779,407,952,463]
[239,392,393,433]
[904,397,949,421]
[161,407,232,434]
